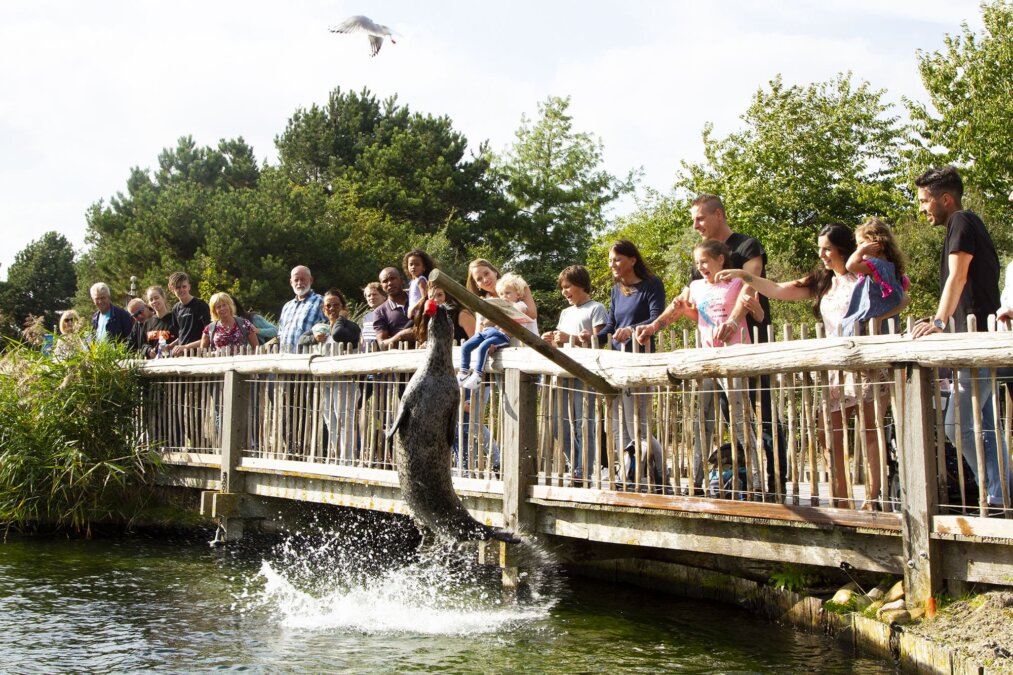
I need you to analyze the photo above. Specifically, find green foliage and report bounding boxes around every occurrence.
[678,73,912,268]
[908,0,1013,224]
[496,95,638,318]
[0,232,77,331]
[769,563,822,593]
[0,339,158,534]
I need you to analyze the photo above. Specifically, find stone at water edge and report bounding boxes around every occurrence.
[866,586,886,602]
[884,580,905,603]
[881,608,912,624]
[867,599,885,613]
[852,594,873,610]
[831,588,856,604]
[877,598,906,618]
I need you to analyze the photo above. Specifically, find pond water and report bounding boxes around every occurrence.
[0,522,896,673]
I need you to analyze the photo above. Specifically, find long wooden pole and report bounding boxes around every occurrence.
[429,269,619,397]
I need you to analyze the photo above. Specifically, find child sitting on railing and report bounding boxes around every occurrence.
[456,273,537,390]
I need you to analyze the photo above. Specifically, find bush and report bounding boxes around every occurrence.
[0,337,159,534]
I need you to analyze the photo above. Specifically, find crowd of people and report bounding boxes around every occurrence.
[64,165,1012,509]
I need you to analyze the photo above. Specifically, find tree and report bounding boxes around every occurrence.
[496,95,637,314]
[908,0,1013,222]
[275,87,508,249]
[0,232,76,330]
[678,74,911,269]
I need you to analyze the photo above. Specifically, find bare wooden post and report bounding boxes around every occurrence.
[500,368,538,589]
[898,365,941,607]
[217,369,249,541]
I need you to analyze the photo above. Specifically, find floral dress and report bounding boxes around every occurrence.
[203,318,253,352]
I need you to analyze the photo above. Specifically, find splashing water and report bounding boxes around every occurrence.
[235,517,560,636]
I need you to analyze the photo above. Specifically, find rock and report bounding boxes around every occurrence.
[908,608,925,621]
[877,598,906,618]
[884,580,905,603]
[882,608,912,624]
[853,594,872,610]
[866,586,885,601]
[868,599,885,613]
[832,588,856,604]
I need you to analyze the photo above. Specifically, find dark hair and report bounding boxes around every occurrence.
[693,239,732,265]
[558,265,592,293]
[403,249,436,279]
[691,194,724,215]
[226,293,251,320]
[914,166,963,202]
[796,223,856,320]
[609,240,655,283]
[324,288,347,308]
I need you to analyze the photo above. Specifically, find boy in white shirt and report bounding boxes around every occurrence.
[542,266,607,485]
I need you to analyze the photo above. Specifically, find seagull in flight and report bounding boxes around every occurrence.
[329,15,397,57]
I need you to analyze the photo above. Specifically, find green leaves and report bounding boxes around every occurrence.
[0,339,155,533]
[0,232,77,333]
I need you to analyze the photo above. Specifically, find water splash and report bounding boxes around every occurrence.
[236,517,560,636]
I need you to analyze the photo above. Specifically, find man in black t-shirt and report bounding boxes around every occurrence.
[683,194,787,498]
[911,167,1009,507]
[167,271,211,356]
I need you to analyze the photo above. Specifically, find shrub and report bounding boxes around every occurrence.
[0,337,159,535]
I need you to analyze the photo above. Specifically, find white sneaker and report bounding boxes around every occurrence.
[462,370,483,390]
[456,370,470,385]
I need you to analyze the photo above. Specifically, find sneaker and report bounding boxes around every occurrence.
[456,369,471,385]
[461,370,483,390]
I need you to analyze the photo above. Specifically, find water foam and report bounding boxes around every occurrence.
[237,524,559,636]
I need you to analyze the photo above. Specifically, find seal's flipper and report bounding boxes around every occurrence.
[386,403,409,441]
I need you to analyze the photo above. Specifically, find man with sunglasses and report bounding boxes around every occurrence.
[126,297,154,354]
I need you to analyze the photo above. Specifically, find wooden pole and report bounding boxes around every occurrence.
[429,270,618,397]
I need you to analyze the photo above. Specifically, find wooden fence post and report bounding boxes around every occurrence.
[499,368,538,588]
[898,365,941,607]
[215,369,250,541]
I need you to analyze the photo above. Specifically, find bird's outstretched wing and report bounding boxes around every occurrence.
[329,15,374,34]
[368,35,384,57]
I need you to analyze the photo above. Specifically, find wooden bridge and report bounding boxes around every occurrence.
[137,323,1013,605]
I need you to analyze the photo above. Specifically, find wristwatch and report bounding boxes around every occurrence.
[932,318,946,331]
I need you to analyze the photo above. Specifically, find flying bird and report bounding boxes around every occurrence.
[329,15,397,57]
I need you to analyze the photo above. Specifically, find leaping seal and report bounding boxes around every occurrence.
[387,299,518,544]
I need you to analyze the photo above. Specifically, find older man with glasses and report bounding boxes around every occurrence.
[126,297,154,354]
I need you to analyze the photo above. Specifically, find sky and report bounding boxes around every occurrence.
[0,0,986,280]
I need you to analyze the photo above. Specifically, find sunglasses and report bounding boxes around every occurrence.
[131,308,146,318]
[323,302,343,309]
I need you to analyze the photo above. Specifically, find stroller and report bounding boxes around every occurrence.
[708,442,748,499]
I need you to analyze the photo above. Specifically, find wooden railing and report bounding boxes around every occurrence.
[135,323,1013,604]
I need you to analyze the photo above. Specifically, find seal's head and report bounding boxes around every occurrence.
[426,301,454,344]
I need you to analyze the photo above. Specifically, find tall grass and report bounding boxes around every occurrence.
[0,337,159,535]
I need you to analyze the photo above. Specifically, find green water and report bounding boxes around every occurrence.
[0,532,896,673]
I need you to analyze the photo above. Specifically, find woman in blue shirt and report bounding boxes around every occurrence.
[596,240,666,492]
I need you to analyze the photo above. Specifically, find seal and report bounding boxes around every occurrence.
[387,300,518,543]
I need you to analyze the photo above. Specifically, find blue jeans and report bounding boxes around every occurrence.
[945,368,1011,506]
[460,328,510,374]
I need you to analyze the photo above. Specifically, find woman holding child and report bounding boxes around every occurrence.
[715,221,907,509]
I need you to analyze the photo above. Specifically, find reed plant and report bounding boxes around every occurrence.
[0,337,159,535]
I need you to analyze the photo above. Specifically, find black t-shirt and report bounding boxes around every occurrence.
[692,232,773,343]
[942,210,1000,332]
[143,313,180,354]
[173,297,211,345]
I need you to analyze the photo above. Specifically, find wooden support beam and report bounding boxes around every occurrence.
[430,269,618,396]
[219,370,249,494]
[898,365,942,606]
